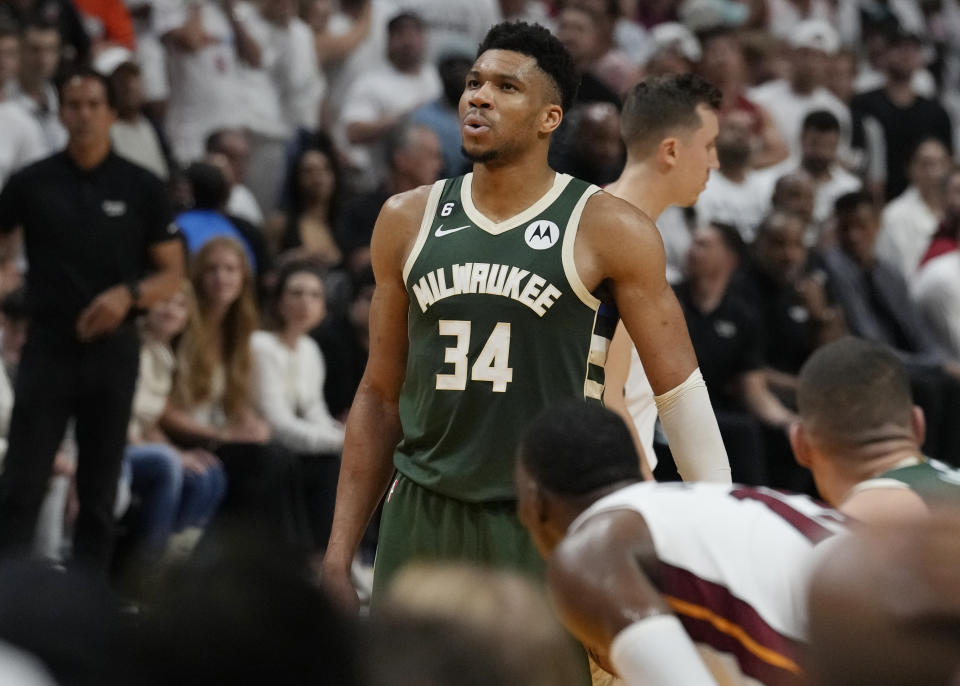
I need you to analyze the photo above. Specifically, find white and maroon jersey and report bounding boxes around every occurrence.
[568,482,848,686]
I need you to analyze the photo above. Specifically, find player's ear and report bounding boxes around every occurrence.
[539,104,563,135]
[657,137,679,172]
[911,406,926,446]
[789,421,812,469]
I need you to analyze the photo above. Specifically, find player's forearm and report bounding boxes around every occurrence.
[323,383,402,571]
[654,369,731,483]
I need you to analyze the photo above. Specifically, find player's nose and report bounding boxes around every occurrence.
[468,81,495,108]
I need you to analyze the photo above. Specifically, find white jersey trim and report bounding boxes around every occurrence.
[460,171,572,235]
[402,180,446,285]
[561,184,603,309]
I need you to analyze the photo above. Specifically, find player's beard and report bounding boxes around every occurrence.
[461,145,500,163]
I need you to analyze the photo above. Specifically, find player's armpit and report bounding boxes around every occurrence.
[546,509,666,652]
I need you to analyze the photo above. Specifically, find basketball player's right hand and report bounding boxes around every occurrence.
[320,562,361,614]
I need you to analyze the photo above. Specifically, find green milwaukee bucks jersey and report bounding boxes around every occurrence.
[856,457,960,506]
[395,172,617,502]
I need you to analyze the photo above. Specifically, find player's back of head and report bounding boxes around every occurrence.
[519,402,640,495]
[620,74,722,159]
[797,337,914,449]
[476,21,579,112]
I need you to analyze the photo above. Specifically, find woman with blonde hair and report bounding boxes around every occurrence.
[161,237,295,535]
[122,280,226,560]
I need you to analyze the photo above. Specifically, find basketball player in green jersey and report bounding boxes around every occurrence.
[790,337,960,522]
[322,21,729,611]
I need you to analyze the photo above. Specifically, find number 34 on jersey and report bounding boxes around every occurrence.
[436,320,513,392]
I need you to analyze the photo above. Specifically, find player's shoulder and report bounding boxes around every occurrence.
[580,189,659,239]
[552,508,653,579]
[377,182,442,227]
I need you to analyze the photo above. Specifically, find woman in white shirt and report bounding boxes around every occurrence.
[252,258,343,550]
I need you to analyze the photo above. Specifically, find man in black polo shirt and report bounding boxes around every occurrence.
[0,70,184,569]
[672,223,797,486]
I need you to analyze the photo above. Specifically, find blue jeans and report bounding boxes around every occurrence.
[124,444,226,555]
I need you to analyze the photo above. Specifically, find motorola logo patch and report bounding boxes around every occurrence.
[524,220,560,250]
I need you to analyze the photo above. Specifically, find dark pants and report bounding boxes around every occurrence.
[0,325,139,570]
[296,453,340,552]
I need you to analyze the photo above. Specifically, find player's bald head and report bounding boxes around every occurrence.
[797,338,915,450]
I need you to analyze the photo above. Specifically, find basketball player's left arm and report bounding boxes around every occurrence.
[577,194,731,483]
[548,510,717,685]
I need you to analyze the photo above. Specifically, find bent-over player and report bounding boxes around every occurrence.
[516,402,846,686]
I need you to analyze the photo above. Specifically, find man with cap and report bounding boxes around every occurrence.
[748,19,850,159]
[94,46,172,180]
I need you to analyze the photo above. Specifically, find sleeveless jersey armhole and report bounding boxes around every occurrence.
[561,184,603,309]
[402,180,447,285]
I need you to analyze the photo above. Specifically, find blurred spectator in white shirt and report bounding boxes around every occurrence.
[231,0,290,213]
[394,0,501,62]
[336,10,440,191]
[914,245,960,360]
[260,0,323,134]
[796,110,861,225]
[877,138,950,280]
[9,22,66,154]
[95,47,172,180]
[320,0,389,130]
[155,0,250,163]
[696,110,775,242]
[749,19,850,160]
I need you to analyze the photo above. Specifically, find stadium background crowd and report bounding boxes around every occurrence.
[0,0,959,683]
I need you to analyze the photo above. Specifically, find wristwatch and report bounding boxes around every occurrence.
[125,280,142,308]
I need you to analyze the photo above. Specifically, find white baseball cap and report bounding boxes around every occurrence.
[650,23,702,63]
[92,46,138,77]
[788,19,840,55]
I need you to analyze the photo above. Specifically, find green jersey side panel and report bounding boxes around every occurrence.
[395,172,616,502]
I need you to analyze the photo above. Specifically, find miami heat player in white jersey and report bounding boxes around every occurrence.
[569,482,847,686]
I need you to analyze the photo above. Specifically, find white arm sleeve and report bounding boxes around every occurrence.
[610,615,718,686]
[654,368,732,483]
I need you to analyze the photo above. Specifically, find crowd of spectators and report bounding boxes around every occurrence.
[0,0,959,681]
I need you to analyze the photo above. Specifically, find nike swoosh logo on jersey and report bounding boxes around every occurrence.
[435,224,471,237]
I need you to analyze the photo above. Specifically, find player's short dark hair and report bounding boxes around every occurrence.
[476,21,579,112]
[58,67,118,110]
[387,11,424,34]
[798,337,913,447]
[833,190,873,218]
[801,110,840,135]
[185,162,230,210]
[620,74,722,157]
[518,402,640,495]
